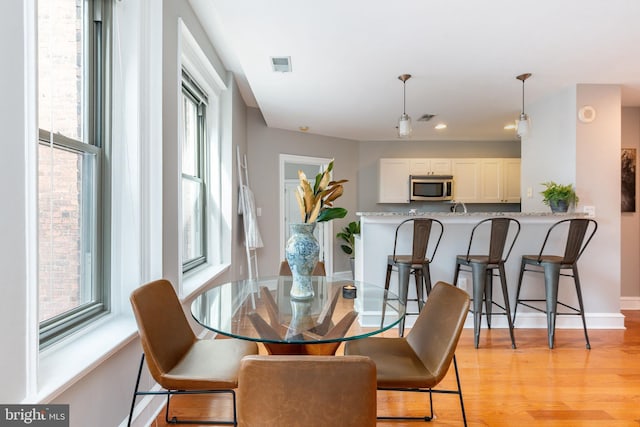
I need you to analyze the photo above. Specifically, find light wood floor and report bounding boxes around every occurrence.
[152,310,640,426]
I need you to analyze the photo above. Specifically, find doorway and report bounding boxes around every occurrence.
[279,154,334,275]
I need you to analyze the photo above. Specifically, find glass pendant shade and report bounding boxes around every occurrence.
[517,112,530,138]
[398,113,412,138]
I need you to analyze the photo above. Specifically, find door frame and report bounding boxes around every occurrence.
[279,154,334,275]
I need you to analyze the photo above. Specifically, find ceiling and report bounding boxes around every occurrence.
[190,0,640,142]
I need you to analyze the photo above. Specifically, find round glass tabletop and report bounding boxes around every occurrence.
[191,276,405,345]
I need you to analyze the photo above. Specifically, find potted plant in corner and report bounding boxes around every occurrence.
[336,220,360,279]
[541,181,579,213]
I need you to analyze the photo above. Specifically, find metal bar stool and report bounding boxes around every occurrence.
[514,218,597,349]
[382,218,444,336]
[453,217,521,349]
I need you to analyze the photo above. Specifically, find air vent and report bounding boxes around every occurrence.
[418,114,436,122]
[271,56,292,72]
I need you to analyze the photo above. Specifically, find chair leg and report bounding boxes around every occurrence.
[498,264,517,349]
[423,263,433,296]
[453,262,461,287]
[470,262,487,349]
[128,354,146,427]
[543,263,561,349]
[414,268,424,311]
[452,355,468,427]
[485,269,493,329]
[380,265,393,329]
[397,264,411,337]
[513,259,527,323]
[573,266,591,349]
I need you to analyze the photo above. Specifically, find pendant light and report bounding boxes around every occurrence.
[397,74,412,138]
[516,73,532,138]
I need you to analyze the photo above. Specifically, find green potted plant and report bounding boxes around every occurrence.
[540,181,579,213]
[336,220,360,278]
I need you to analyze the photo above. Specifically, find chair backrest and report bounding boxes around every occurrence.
[279,260,326,276]
[392,218,444,263]
[130,279,196,385]
[466,217,520,264]
[538,218,598,264]
[238,355,377,427]
[406,282,470,386]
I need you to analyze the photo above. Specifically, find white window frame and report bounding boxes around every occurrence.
[37,0,111,349]
[178,19,230,299]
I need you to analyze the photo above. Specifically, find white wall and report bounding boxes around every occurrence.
[0,0,33,403]
[520,85,577,212]
[521,84,621,313]
[621,107,640,300]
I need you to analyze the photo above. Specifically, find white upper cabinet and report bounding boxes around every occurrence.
[380,157,520,204]
[409,159,452,176]
[378,158,410,203]
[502,158,521,203]
[452,158,520,203]
[452,159,481,202]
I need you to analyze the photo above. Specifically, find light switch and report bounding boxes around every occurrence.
[526,187,533,198]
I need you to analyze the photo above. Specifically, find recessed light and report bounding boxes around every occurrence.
[434,123,447,130]
[299,126,309,132]
[504,123,516,130]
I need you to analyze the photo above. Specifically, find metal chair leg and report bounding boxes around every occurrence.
[572,266,591,349]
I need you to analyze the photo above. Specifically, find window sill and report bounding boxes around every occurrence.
[181,262,231,302]
[35,314,138,403]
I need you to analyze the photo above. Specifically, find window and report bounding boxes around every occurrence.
[38,0,110,347]
[181,71,208,272]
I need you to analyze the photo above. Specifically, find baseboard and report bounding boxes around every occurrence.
[620,296,640,310]
[362,311,626,330]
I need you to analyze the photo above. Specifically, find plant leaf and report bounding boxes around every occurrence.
[317,207,347,222]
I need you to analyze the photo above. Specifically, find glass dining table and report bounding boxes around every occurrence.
[191,276,405,355]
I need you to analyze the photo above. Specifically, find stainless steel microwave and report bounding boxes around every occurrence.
[410,175,454,201]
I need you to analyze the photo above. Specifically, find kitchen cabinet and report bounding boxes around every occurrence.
[501,159,521,203]
[479,159,521,203]
[409,159,452,176]
[453,158,520,203]
[378,158,410,203]
[380,157,520,204]
[452,159,481,202]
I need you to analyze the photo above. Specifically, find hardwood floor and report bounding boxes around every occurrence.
[152,311,640,426]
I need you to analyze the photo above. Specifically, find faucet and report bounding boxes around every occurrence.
[450,200,467,213]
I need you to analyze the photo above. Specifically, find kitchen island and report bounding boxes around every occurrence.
[353,211,623,331]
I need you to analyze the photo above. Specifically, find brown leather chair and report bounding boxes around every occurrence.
[237,355,377,427]
[345,281,470,426]
[279,260,326,276]
[453,217,520,348]
[128,279,258,426]
[383,218,444,336]
[514,218,597,349]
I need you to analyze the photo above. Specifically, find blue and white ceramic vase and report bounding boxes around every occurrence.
[285,223,319,299]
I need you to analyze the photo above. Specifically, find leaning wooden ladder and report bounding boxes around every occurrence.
[236,146,261,283]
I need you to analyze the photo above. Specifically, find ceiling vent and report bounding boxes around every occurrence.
[271,56,292,72]
[418,114,436,122]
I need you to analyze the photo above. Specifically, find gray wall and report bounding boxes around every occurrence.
[246,108,359,275]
